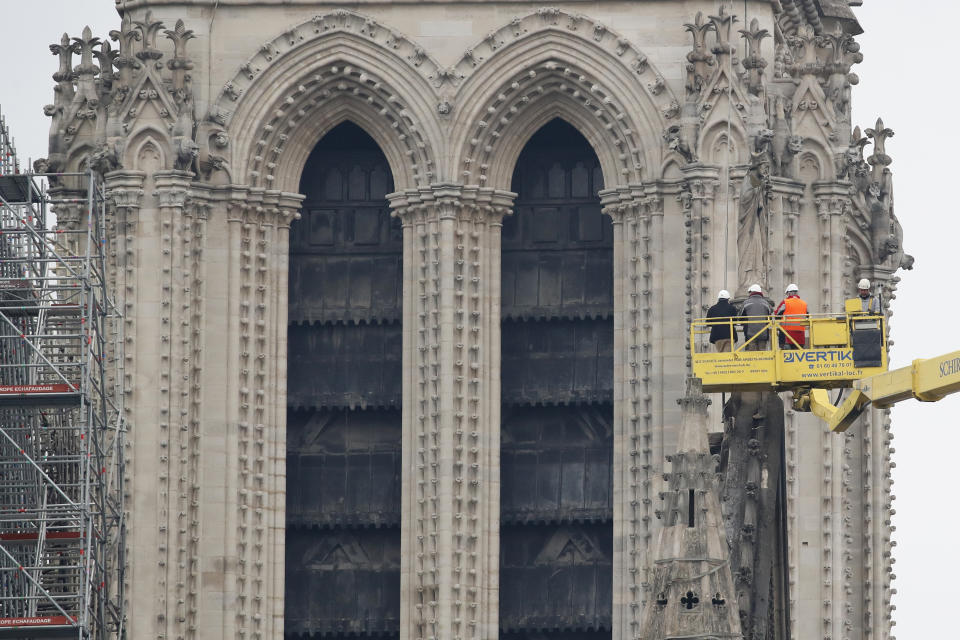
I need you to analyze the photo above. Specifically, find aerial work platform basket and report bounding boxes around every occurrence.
[0,150,125,638]
[690,308,888,393]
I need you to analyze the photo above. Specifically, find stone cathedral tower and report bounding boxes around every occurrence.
[41,1,907,639]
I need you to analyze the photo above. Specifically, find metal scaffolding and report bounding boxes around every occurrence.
[0,110,125,639]
[0,112,19,176]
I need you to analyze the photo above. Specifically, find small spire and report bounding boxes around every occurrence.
[640,377,741,639]
[675,377,711,456]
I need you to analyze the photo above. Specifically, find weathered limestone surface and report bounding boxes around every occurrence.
[390,186,513,640]
[640,378,742,639]
[43,1,907,638]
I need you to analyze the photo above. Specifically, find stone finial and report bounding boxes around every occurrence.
[72,26,102,108]
[94,40,118,88]
[110,14,140,55]
[165,20,195,95]
[818,23,863,71]
[851,125,870,157]
[45,33,75,173]
[787,24,821,77]
[72,26,101,76]
[739,18,769,95]
[164,20,195,68]
[838,125,871,187]
[816,24,862,117]
[50,33,74,85]
[110,14,142,81]
[683,12,715,95]
[133,10,165,61]
[708,5,738,56]
[865,117,893,170]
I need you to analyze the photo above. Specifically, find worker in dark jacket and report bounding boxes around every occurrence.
[706,290,737,352]
[739,284,773,350]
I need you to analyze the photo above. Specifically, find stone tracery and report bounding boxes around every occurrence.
[449,11,678,190]
[212,26,443,191]
[454,58,646,188]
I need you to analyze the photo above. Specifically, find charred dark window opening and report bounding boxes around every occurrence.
[285,122,401,639]
[688,489,696,528]
[499,119,613,638]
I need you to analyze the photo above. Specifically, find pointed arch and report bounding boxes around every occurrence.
[797,143,833,182]
[64,142,96,174]
[844,221,874,270]
[700,118,749,166]
[695,59,754,159]
[450,24,678,191]
[790,78,840,174]
[493,96,625,192]
[211,14,442,192]
[124,126,168,172]
[662,157,684,180]
[281,101,409,196]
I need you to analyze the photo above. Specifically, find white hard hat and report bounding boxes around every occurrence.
[858,278,870,289]
[718,290,731,299]
[785,283,799,293]
[748,284,762,294]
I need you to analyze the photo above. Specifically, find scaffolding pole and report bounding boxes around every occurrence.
[0,107,125,639]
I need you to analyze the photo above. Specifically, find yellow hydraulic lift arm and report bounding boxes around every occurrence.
[691,301,960,432]
[800,349,960,432]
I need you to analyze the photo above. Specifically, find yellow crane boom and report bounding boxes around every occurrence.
[690,299,960,432]
[802,349,960,432]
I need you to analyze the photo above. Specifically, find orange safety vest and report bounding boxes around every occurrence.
[781,296,808,331]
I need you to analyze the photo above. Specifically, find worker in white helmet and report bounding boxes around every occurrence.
[856,278,881,314]
[774,283,808,349]
[738,284,772,350]
[706,290,736,352]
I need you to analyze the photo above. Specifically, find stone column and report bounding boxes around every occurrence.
[769,178,804,295]
[680,167,724,431]
[604,187,648,640]
[871,406,896,640]
[113,173,302,640]
[223,187,302,640]
[768,176,803,637]
[104,169,146,402]
[390,184,513,640]
[103,171,144,307]
[103,170,146,614]
[267,191,302,638]
[680,166,720,339]
[153,169,202,640]
[854,267,896,640]
[604,186,670,640]
[813,183,859,640]
[814,185,851,313]
[113,169,195,640]
[211,186,252,640]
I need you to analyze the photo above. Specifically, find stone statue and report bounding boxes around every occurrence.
[770,96,802,178]
[663,124,695,163]
[738,151,770,295]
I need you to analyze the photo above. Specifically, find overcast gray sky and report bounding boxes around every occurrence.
[1,0,954,635]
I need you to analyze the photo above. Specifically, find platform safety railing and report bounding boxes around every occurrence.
[690,312,888,356]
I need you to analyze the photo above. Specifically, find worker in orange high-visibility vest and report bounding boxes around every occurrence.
[774,283,808,349]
